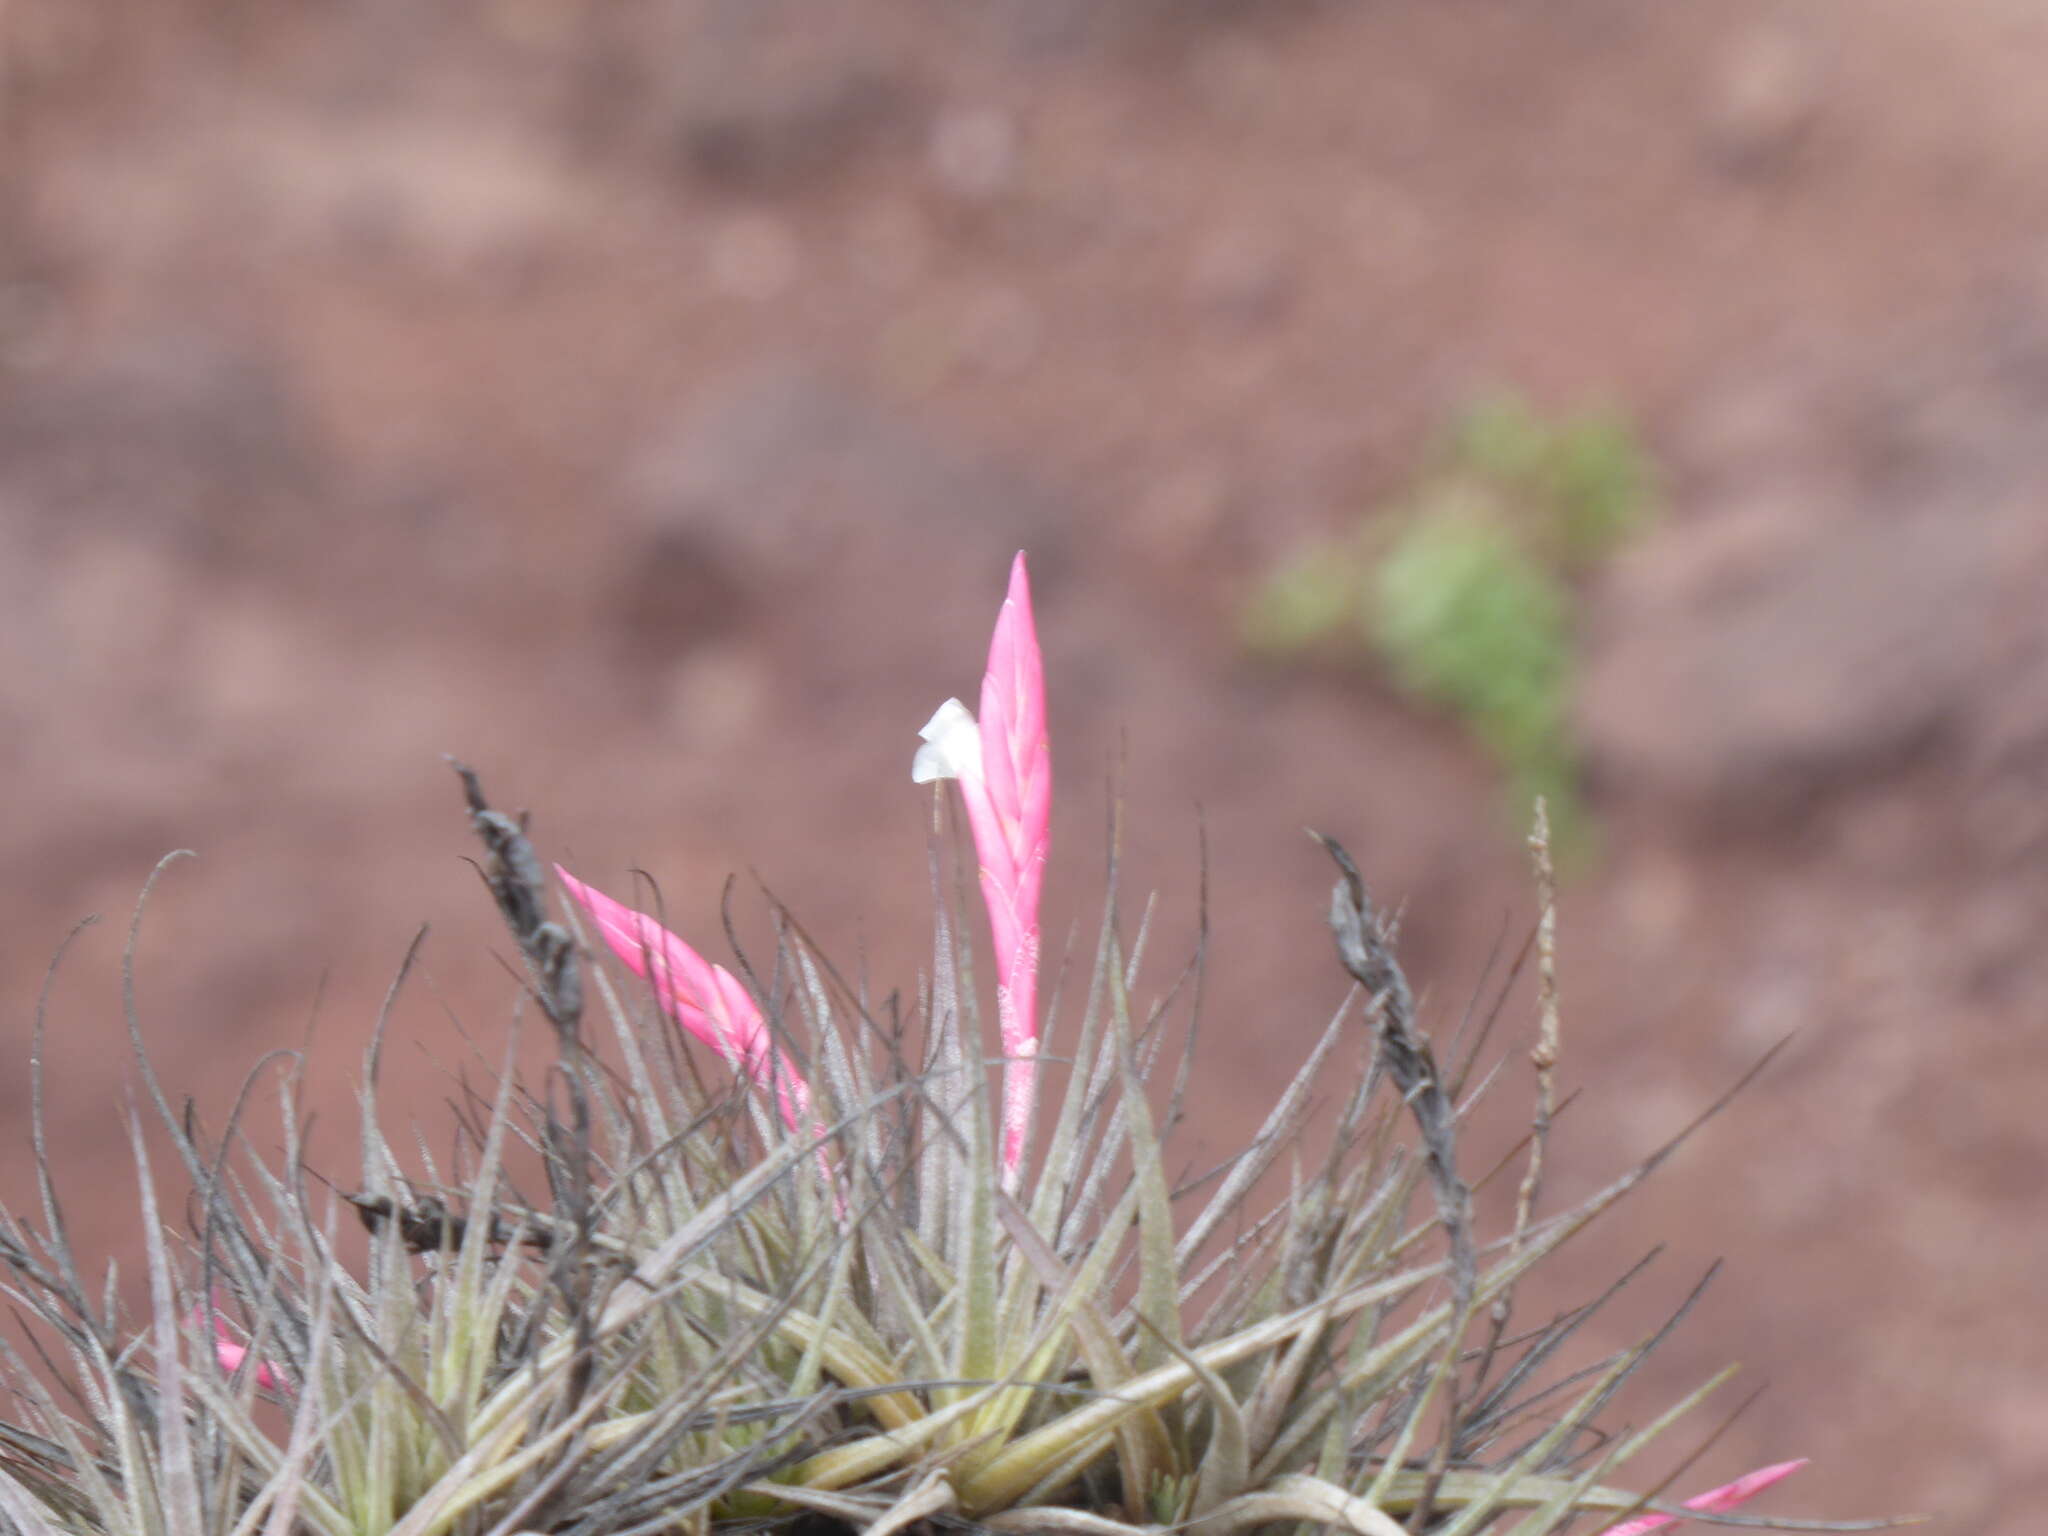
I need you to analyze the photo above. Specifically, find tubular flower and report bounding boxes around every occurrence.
[1600,1458,1808,1536]
[555,865,812,1133]
[912,551,1051,1179]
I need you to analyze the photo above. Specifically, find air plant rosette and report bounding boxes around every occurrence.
[0,553,1899,1536]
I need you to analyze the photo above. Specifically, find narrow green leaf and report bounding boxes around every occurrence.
[1106,935,1183,1384]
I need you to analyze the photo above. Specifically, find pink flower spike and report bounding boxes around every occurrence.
[913,552,1051,1180]
[555,865,812,1132]
[1600,1458,1809,1536]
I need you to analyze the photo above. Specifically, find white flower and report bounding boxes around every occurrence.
[912,698,984,785]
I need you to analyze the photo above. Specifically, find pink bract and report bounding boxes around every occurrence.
[1600,1458,1808,1536]
[555,865,812,1132]
[912,552,1051,1180]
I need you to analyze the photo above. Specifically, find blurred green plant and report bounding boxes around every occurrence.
[1450,393,1656,570]
[1242,391,1659,848]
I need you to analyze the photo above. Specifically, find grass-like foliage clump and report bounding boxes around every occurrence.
[0,556,1885,1536]
[1243,394,1659,848]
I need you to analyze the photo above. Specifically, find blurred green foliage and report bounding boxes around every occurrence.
[1450,392,1656,567]
[1242,391,1658,849]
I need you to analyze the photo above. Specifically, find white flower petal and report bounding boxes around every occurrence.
[912,698,984,784]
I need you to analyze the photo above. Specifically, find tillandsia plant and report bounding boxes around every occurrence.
[0,552,1901,1536]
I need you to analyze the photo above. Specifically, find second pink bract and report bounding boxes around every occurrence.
[554,865,812,1133]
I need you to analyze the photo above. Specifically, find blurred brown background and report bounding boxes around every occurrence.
[4,2,2047,1530]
